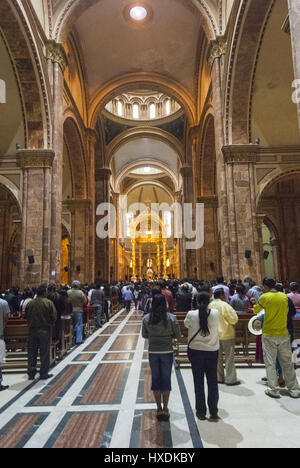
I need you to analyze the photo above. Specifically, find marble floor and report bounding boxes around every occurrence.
[0,308,300,449]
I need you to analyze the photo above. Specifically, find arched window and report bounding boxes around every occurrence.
[165,99,171,116]
[150,103,156,119]
[117,100,123,117]
[0,79,6,104]
[132,103,139,119]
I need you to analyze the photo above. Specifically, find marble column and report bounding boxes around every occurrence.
[209,37,232,280]
[63,199,91,284]
[95,168,111,281]
[222,145,263,283]
[17,150,54,288]
[46,41,68,284]
[288,0,300,133]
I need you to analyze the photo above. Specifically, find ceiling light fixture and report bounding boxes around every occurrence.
[130,5,148,21]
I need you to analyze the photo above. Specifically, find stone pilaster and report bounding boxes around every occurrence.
[222,145,263,283]
[288,1,300,134]
[95,168,111,281]
[209,36,231,280]
[17,149,54,288]
[180,166,197,278]
[47,41,68,285]
[63,199,92,284]
[197,196,220,281]
[86,128,97,283]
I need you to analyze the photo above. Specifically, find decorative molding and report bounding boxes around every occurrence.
[17,150,54,168]
[63,199,91,212]
[197,196,218,207]
[95,168,112,180]
[222,145,258,163]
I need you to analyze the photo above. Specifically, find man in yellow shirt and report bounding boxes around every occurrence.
[254,278,300,399]
[210,288,240,386]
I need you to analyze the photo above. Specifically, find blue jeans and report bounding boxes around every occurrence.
[74,312,83,344]
[148,353,174,391]
[93,303,102,327]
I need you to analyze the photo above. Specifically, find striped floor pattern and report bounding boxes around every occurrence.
[0,308,203,449]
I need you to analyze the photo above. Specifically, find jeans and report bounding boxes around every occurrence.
[93,303,102,327]
[0,365,2,384]
[148,353,174,391]
[28,328,51,378]
[188,347,219,415]
[73,312,83,344]
[125,300,131,313]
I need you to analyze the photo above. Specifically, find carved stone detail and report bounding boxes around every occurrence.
[17,150,54,168]
[45,40,68,72]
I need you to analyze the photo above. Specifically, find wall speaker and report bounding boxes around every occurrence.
[64,267,69,272]
[28,255,35,264]
[245,250,252,259]
[264,251,270,260]
[76,265,81,272]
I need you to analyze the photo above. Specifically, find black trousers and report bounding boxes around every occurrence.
[188,347,219,415]
[28,328,51,378]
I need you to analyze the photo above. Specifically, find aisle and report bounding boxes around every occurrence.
[0,308,202,449]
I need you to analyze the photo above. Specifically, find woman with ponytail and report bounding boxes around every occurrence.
[184,291,220,421]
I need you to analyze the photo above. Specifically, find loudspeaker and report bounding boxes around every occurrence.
[245,250,252,259]
[28,255,35,264]
[210,262,215,270]
[64,267,69,272]
[76,265,80,272]
[264,250,270,260]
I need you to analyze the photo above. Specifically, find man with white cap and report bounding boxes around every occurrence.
[67,281,87,345]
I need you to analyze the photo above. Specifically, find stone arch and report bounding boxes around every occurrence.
[257,167,300,206]
[88,73,196,128]
[0,182,22,288]
[106,126,184,168]
[258,170,300,281]
[63,117,88,200]
[226,0,275,144]
[0,0,49,148]
[54,0,217,43]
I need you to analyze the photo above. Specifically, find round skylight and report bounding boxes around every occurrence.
[130,6,148,21]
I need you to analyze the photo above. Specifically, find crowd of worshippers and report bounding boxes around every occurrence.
[1,277,300,421]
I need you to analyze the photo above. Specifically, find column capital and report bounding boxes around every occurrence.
[208,36,228,66]
[17,149,54,168]
[63,199,91,213]
[95,167,112,180]
[180,166,193,177]
[45,40,68,72]
[86,128,97,143]
[255,214,267,227]
[197,196,218,208]
[222,145,258,164]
